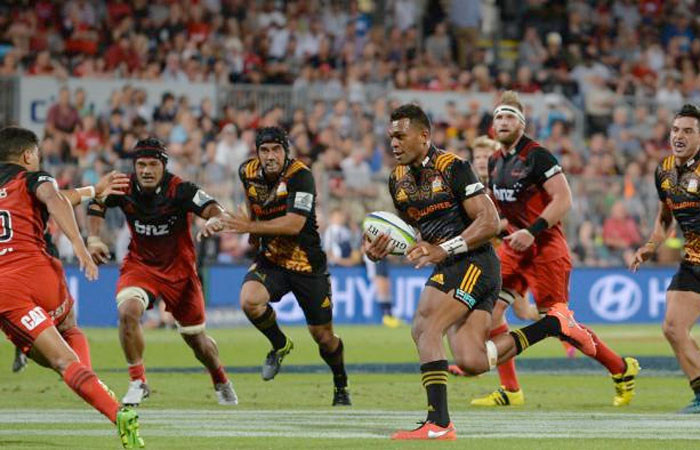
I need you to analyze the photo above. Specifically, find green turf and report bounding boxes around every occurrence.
[0,325,698,449]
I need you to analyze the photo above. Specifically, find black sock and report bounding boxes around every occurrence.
[690,376,700,398]
[509,316,561,354]
[421,360,450,427]
[379,301,392,316]
[320,338,347,388]
[246,305,287,350]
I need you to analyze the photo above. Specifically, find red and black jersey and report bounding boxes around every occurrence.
[488,135,570,262]
[239,157,327,275]
[389,146,486,246]
[0,163,57,269]
[88,172,217,279]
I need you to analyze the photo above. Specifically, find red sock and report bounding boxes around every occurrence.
[63,361,119,423]
[209,365,228,385]
[578,324,626,374]
[128,363,146,382]
[62,327,92,370]
[491,323,520,391]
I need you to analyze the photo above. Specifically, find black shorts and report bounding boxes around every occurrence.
[424,246,501,313]
[243,258,333,326]
[668,261,700,294]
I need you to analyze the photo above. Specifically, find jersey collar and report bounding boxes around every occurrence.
[420,145,438,168]
[507,134,531,156]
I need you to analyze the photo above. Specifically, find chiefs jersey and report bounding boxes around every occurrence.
[488,135,570,262]
[0,163,57,269]
[655,155,700,264]
[389,146,487,248]
[239,157,326,275]
[88,172,217,279]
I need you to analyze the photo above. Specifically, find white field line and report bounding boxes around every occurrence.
[1,409,699,440]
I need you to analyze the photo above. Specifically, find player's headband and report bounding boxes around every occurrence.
[493,105,526,125]
[134,145,168,165]
[255,127,289,154]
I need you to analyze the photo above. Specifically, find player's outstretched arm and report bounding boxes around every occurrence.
[86,203,109,264]
[35,182,98,280]
[630,200,674,272]
[60,171,129,207]
[220,206,306,236]
[196,202,229,241]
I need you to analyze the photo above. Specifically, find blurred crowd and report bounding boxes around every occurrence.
[2,0,697,267]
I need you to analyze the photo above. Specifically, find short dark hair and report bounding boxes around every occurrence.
[390,104,431,132]
[0,127,39,162]
[674,104,700,129]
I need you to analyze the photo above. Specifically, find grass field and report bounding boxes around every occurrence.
[1,324,699,449]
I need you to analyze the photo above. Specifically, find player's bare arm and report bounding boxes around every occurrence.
[505,173,572,252]
[407,193,499,268]
[221,207,306,235]
[61,171,129,207]
[196,202,229,241]
[86,202,110,264]
[630,200,674,272]
[35,182,98,280]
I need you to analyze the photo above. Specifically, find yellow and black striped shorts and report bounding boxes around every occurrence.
[424,248,501,312]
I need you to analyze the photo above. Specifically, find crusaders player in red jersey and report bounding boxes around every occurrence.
[0,127,143,448]
[480,91,640,407]
[87,137,237,407]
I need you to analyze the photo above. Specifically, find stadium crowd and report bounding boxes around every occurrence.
[1,0,698,267]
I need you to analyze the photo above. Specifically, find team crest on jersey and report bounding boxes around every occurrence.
[431,177,443,193]
[0,188,6,198]
[688,178,698,194]
[277,181,288,197]
[661,178,671,191]
[396,189,408,202]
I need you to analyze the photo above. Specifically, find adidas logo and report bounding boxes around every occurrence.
[396,189,408,202]
[321,297,331,308]
[430,273,444,285]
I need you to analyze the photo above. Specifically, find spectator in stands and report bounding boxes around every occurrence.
[45,86,81,152]
[603,200,642,265]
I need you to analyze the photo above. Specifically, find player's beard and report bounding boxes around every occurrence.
[496,128,521,147]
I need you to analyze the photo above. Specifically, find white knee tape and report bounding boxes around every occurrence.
[486,340,498,370]
[116,287,150,310]
[178,322,206,335]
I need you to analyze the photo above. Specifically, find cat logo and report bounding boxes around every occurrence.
[661,179,671,191]
[321,297,331,308]
[689,178,698,193]
[396,189,408,202]
[430,273,444,285]
[248,185,257,198]
[431,178,443,193]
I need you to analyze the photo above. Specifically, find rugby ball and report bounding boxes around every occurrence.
[362,211,417,256]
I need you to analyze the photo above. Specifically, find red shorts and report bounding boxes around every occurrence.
[116,265,205,328]
[499,247,572,309]
[0,257,74,353]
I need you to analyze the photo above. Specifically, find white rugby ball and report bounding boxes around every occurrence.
[362,211,417,256]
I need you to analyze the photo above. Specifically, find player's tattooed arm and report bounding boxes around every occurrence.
[61,171,129,207]
[221,207,306,236]
[35,182,98,280]
[630,200,674,272]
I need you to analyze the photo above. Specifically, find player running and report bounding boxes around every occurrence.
[0,126,143,448]
[631,104,700,413]
[204,126,350,406]
[10,169,129,373]
[87,137,237,407]
[480,91,639,407]
[365,105,597,440]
